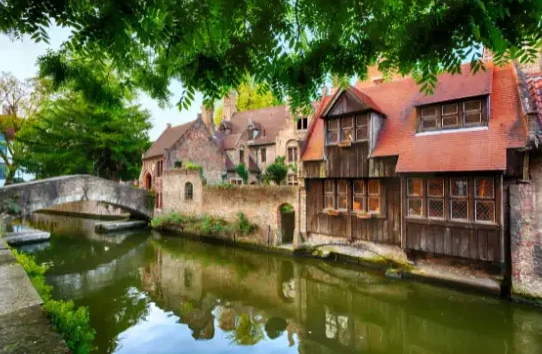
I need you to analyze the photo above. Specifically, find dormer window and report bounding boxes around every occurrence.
[326,114,369,145]
[418,96,487,132]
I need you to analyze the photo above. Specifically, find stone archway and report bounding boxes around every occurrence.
[277,203,295,244]
[144,172,153,190]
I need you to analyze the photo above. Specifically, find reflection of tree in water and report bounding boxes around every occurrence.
[80,281,151,354]
[217,307,237,332]
[265,317,287,339]
[228,312,265,346]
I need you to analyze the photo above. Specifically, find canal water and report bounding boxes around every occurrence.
[16,213,542,354]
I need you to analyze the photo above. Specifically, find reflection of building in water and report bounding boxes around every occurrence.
[143,239,542,354]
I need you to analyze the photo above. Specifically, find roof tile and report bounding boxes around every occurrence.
[302,64,527,172]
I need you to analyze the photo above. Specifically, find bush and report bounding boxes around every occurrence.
[262,156,288,185]
[151,211,256,236]
[233,212,256,236]
[150,211,188,228]
[235,163,249,184]
[12,250,95,354]
[1,197,21,216]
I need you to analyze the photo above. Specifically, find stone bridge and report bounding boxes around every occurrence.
[0,175,153,219]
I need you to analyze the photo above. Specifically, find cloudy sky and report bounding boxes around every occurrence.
[0,26,203,141]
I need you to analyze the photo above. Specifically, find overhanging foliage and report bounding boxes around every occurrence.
[1,1,541,111]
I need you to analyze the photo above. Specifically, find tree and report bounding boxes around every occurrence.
[214,78,281,126]
[2,1,541,111]
[235,163,249,184]
[0,72,47,184]
[15,58,151,180]
[262,156,288,185]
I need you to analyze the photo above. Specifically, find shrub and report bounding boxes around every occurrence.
[12,250,95,354]
[233,212,256,236]
[150,211,188,229]
[235,163,249,184]
[262,156,288,185]
[1,197,21,216]
[281,204,293,212]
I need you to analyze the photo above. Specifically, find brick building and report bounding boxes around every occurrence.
[139,113,230,209]
[140,92,315,207]
[216,92,316,184]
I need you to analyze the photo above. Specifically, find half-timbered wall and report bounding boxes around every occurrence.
[306,178,401,245]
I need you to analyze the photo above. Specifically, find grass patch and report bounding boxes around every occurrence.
[11,250,95,354]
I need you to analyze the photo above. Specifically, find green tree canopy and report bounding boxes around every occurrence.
[0,72,48,183]
[214,78,281,126]
[1,1,541,111]
[15,58,151,180]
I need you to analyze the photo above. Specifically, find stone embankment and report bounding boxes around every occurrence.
[0,238,68,353]
[3,228,50,246]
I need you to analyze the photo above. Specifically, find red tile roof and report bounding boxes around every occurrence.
[302,64,527,172]
[221,105,290,148]
[143,120,195,159]
[527,73,542,124]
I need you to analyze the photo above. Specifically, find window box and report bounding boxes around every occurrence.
[337,140,352,148]
[355,211,372,219]
[325,209,341,216]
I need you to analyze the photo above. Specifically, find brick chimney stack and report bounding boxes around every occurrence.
[200,105,215,135]
[223,91,237,121]
[166,123,172,129]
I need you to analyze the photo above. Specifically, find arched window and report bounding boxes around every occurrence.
[185,182,193,200]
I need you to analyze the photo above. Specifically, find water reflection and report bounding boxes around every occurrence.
[19,213,542,354]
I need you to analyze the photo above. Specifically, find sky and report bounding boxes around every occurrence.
[0,26,203,141]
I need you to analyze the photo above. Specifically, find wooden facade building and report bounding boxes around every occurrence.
[301,63,532,266]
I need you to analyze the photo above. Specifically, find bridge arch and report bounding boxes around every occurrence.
[0,175,153,219]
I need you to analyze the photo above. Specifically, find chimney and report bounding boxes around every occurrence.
[371,76,384,85]
[321,85,329,97]
[166,123,172,129]
[223,90,237,121]
[200,105,215,135]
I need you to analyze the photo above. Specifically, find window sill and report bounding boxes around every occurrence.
[405,217,499,230]
[415,126,488,137]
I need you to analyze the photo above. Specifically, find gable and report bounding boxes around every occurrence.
[325,90,369,117]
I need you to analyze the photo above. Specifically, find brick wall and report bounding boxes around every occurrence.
[165,119,225,185]
[161,168,300,246]
[510,152,542,299]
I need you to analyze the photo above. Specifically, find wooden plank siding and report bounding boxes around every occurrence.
[306,178,401,245]
[326,143,370,178]
[405,221,502,262]
[403,175,504,262]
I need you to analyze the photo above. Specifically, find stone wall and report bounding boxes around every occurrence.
[166,119,227,185]
[42,200,130,218]
[510,152,542,300]
[161,168,299,246]
[162,168,204,216]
